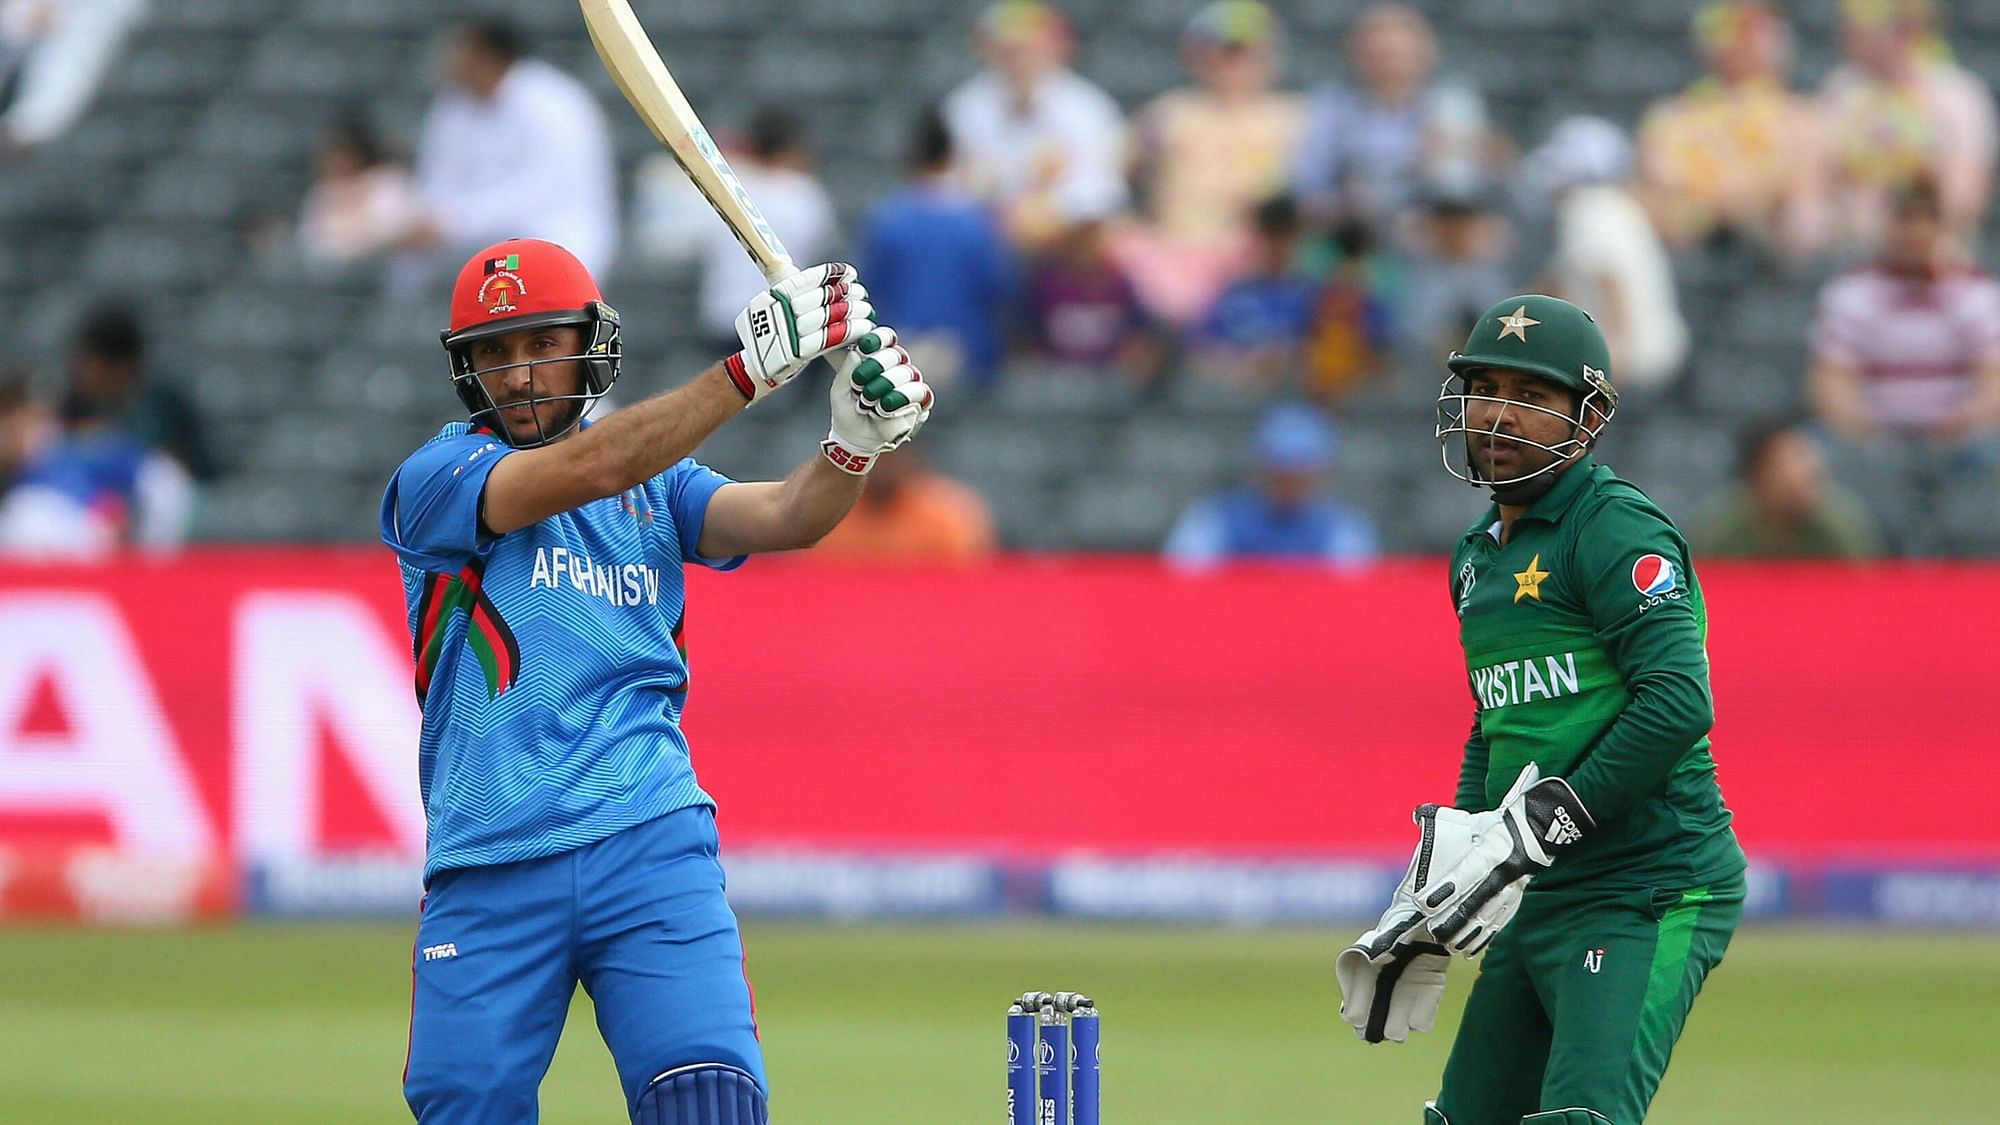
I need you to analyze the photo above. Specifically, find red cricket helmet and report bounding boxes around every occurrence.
[440,238,622,447]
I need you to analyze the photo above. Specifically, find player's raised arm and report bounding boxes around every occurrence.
[414,243,872,537]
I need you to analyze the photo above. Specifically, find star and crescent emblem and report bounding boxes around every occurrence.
[1496,306,1540,342]
[1514,554,1549,603]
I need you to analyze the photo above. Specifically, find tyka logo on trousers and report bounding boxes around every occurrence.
[422,943,459,962]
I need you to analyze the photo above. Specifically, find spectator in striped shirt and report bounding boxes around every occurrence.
[1807,177,2000,460]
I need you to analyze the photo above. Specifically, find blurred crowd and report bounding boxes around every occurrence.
[2,0,1996,562]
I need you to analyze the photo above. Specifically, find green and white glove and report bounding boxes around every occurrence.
[1409,763,1596,957]
[821,326,934,475]
[725,262,875,404]
[1336,855,1451,1043]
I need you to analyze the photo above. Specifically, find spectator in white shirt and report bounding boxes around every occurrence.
[683,108,837,351]
[1524,116,1690,392]
[0,0,145,158]
[411,18,619,277]
[942,0,1127,252]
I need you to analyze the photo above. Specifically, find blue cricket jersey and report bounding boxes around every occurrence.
[380,421,744,883]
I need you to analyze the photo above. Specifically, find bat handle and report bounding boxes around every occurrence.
[758,255,798,286]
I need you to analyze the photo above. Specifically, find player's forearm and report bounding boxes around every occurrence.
[568,366,746,495]
[1564,669,1714,822]
[764,454,867,549]
[480,366,745,536]
[697,453,866,556]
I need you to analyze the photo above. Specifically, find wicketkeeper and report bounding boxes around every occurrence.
[1336,295,1747,1125]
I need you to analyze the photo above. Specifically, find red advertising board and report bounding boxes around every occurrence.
[0,552,1993,889]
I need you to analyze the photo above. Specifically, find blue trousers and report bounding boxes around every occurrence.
[403,806,765,1123]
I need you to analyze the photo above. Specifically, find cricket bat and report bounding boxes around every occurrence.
[578,0,797,284]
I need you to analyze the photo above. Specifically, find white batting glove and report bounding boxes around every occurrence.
[1407,763,1596,957]
[1335,861,1451,1044]
[726,262,876,404]
[821,326,935,475]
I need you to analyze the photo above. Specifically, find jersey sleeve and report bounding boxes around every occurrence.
[1455,718,1492,812]
[1561,495,1716,822]
[663,458,746,571]
[380,434,511,572]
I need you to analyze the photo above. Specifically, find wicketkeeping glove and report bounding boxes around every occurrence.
[1407,763,1596,957]
[726,262,876,404]
[1335,858,1451,1044]
[821,326,935,475]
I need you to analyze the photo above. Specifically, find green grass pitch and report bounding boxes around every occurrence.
[0,922,1989,1122]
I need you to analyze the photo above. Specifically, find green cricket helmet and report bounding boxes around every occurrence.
[1435,293,1619,488]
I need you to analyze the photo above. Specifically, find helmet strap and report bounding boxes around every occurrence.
[1488,459,1571,506]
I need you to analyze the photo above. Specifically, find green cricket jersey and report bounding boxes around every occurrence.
[1447,456,1745,892]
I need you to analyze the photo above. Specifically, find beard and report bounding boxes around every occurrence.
[493,394,584,446]
[1466,432,1569,505]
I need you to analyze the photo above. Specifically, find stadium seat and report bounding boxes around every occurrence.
[1058,477,1201,553]
[1079,33,1187,103]
[1458,0,1580,33]
[1582,38,1694,98]
[64,105,190,165]
[1381,471,1486,555]
[1623,0,1709,34]
[80,224,237,291]
[792,0,921,32]
[146,0,292,33]
[248,32,416,101]
[1163,373,1282,421]
[630,0,775,33]
[1937,471,2000,554]
[134,160,246,225]
[1686,347,1804,420]
[985,480,1065,551]
[1110,414,1254,484]
[99,33,247,106]
[297,0,413,32]
[190,98,316,165]
[991,371,1140,422]
[1819,438,1934,554]
[927,416,1104,490]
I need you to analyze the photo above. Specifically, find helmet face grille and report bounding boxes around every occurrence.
[1434,373,1616,489]
[444,303,623,448]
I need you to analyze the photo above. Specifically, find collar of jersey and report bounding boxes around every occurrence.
[467,415,597,443]
[1465,455,1601,541]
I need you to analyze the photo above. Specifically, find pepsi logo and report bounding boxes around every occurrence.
[1631,554,1676,597]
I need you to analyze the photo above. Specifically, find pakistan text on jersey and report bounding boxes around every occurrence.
[1470,652,1582,711]
[528,546,662,607]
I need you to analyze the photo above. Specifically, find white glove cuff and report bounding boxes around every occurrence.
[820,436,875,475]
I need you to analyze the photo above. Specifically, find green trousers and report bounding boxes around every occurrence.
[1428,876,1744,1125]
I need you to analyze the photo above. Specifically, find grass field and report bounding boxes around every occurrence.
[0,921,1990,1123]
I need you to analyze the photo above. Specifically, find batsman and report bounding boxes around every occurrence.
[1336,295,1746,1124]
[384,238,931,1124]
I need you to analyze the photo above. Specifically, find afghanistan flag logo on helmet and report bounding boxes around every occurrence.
[478,254,526,315]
